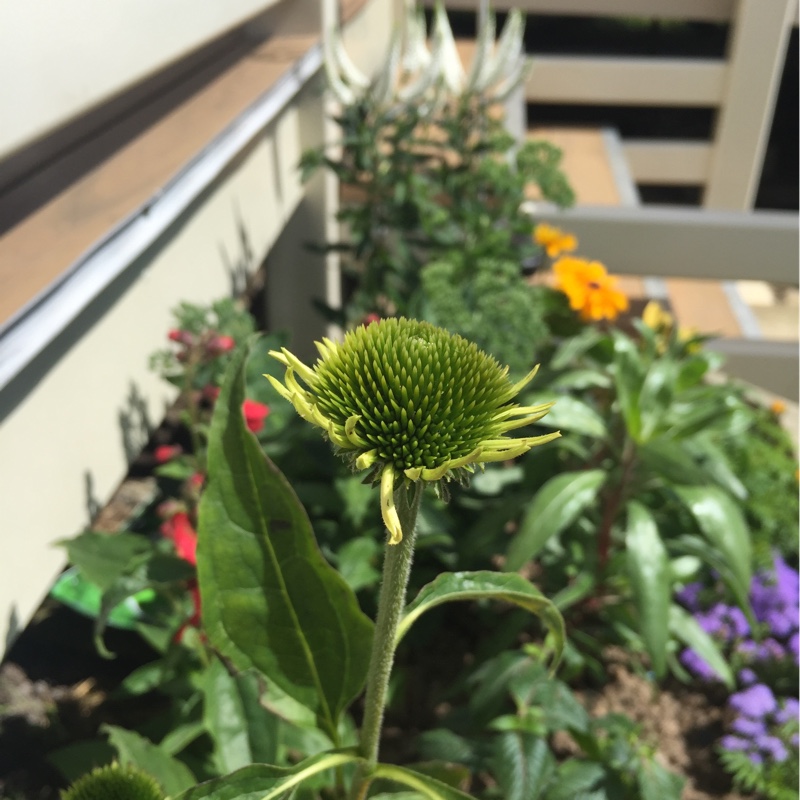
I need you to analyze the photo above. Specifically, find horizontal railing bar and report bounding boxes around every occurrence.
[528,205,799,285]
[423,0,735,22]
[526,56,726,106]
[622,140,712,184]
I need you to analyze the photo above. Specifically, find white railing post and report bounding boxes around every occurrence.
[704,0,797,209]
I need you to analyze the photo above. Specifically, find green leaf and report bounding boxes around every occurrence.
[104,725,196,796]
[372,764,479,800]
[668,605,734,689]
[637,758,684,800]
[529,394,607,439]
[612,331,644,442]
[637,359,676,442]
[58,531,152,591]
[544,760,605,800]
[397,571,565,670]
[174,750,362,800]
[336,537,381,593]
[625,502,669,678]
[637,438,708,486]
[198,342,373,736]
[674,486,752,606]
[506,470,606,570]
[489,733,554,800]
[552,328,603,370]
[204,658,279,772]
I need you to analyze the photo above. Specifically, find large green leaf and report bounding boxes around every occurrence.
[174,750,362,800]
[544,760,605,800]
[372,764,479,800]
[198,343,373,736]
[668,605,734,689]
[625,502,669,679]
[529,394,608,439]
[203,659,278,773]
[674,486,752,603]
[104,725,196,796]
[396,571,565,669]
[506,470,606,570]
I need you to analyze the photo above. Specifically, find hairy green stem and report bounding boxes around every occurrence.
[350,482,422,800]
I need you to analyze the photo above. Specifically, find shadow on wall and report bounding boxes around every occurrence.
[220,203,256,299]
[118,381,153,466]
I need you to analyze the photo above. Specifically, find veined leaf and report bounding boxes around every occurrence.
[668,604,734,689]
[506,470,606,570]
[625,502,669,679]
[490,732,554,800]
[372,763,479,800]
[397,571,564,671]
[174,750,362,800]
[198,342,373,737]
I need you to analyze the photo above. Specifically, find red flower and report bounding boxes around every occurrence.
[175,583,202,643]
[168,329,194,346]
[242,399,270,433]
[207,334,236,355]
[160,511,198,566]
[188,472,205,490]
[363,313,381,326]
[154,444,182,463]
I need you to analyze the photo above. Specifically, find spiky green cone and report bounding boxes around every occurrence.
[268,317,559,544]
[61,763,164,800]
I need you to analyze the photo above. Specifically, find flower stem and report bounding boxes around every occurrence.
[350,481,422,800]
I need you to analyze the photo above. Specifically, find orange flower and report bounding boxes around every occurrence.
[534,223,578,258]
[770,399,787,416]
[553,256,629,322]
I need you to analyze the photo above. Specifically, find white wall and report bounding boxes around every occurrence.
[0,0,282,159]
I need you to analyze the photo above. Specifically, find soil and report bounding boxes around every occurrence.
[555,648,750,800]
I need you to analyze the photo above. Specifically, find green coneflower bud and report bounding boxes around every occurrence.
[267,318,558,544]
[62,763,164,800]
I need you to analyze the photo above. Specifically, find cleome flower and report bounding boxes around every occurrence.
[267,318,559,544]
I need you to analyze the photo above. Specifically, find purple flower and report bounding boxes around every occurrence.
[731,716,767,738]
[774,698,800,726]
[748,752,764,765]
[755,638,786,663]
[739,639,758,660]
[738,668,758,686]
[791,733,799,748]
[680,648,719,681]
[764,608,796,638]
[676,581,703,611]
[755,734,789,763]
[720,735,751,752]
[730,684,778,719]
[696,607,723,637]
[789,632,799,665]
[773,555,799,608]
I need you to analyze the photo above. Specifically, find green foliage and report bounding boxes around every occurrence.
[421,256,550,375]
[198,344,374,738]
[303,91,573,326]
[718,404,799,567]
[719,724,800,800]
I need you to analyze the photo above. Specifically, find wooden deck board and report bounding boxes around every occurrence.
[0,33,316,328]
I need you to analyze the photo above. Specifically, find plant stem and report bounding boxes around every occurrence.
[350,482,422,800]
